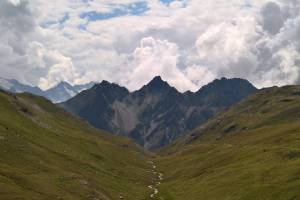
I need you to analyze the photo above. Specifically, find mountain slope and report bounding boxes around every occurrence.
[0,78,44,96]
[156,86,300,200]
[42,81,96,103]
[61,76,257,150]
[0,90,154,200]
[61,81,130,133]
[0,78,95,103]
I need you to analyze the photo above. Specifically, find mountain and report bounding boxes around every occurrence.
[61,81,130,133]
[73,81,96,93]
[43,81,77,103]
[0,90,153,200]
[43,81,96,103]
[61,76,257,150]
[2,82,299,200]
[157,86,300,200]
[0,77,95,103]
[0,77,44,96]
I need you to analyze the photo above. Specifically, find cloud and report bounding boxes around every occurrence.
[0,0,35,55]
[124,37,198,91]
[1,0,300,91]
[0,0,38,83]
[191,0,300,88]
[185,64,216,87]
[169,1,184,9]
[0,0,78,88]
[38,51,78,89]
[24,41,78,89]
[260,2,284,35]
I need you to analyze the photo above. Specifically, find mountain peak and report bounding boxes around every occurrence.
[151,76,164,83]
[96,80,120,89]
[49,81,74,91]
[93,80,129,94]
[197,77,256,92]
[193,77,257,107]
[58,81,72,87]
[144,76,170,91]
[99,80,112,86]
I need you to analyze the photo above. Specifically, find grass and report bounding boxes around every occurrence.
[2,85,300,200]
[0,91,154,200]
[156,86,300,200]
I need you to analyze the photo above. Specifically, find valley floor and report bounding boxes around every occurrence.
[147,161,164,199]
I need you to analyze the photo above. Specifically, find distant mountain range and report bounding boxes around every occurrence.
[0,77,95,103]
[60,76,258,149]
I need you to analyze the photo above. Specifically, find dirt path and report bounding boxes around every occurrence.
[147,161,164,199]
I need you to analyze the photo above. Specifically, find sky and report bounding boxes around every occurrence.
[0,0,300,92]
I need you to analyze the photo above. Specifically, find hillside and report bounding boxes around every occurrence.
[0,90,154,200]
[1,85,300,200]
[156,86,300,200]
[61,77,257,150]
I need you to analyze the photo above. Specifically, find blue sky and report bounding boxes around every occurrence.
[80,0,184,21]
[160,0,180,5]
[80,2,149,21]
[43,0,184,28]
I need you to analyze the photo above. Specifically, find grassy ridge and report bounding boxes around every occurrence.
[0,91,153,200]
[157,86,300,200]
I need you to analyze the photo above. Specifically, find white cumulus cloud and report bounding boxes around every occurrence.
[1,0,300,91]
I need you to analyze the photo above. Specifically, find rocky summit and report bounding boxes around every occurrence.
[60,76,257,150]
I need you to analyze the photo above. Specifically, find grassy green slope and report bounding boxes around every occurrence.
[157,86,300,200]
[0,90,154,200]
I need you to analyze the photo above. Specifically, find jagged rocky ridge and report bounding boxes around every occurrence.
[60,76,258,150]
